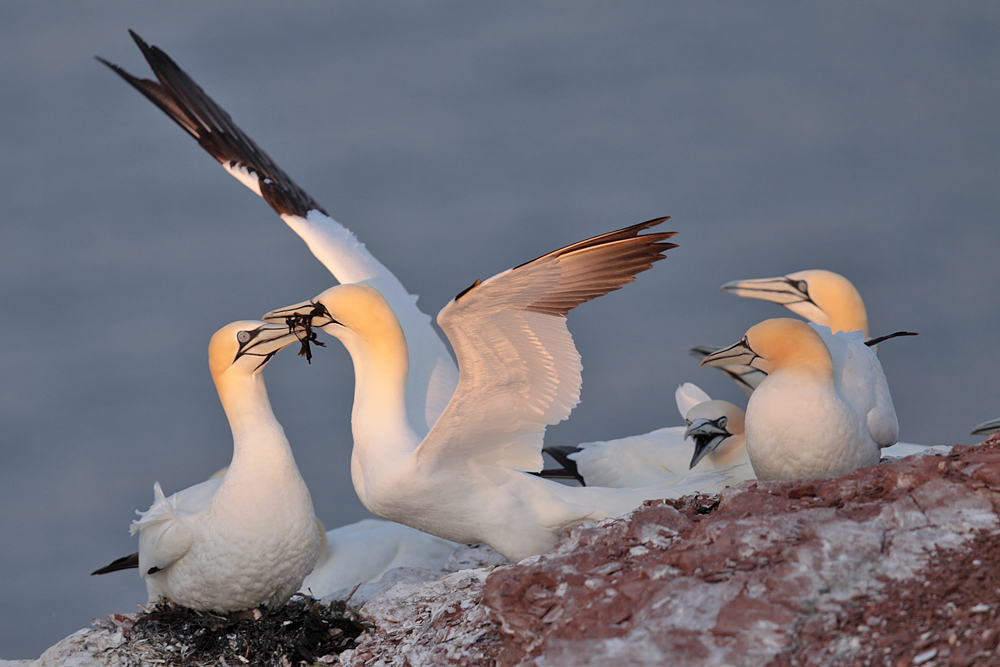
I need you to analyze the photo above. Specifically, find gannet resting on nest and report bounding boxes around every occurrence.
[971,418,1000,437]
[93,322,321,611]
[200,469,461,597]
[264,220,729,562]
[701,318,899,480]
[99,31,458,435]
[541,383,753,488]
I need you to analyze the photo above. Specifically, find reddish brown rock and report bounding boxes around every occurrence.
[482,438,1000,666]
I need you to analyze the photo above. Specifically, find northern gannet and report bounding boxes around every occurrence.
[99,31,458,435]
[701,318,898,480]
[541,383,753,487]
[264,220,728,562]
[720,269,869,335]
[94,321,321,611]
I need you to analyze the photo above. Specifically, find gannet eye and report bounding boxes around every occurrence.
[718,417,728,429]
[237,331,252,344]
[796,280,808,294]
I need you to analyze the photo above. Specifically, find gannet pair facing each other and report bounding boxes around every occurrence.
[265,220,729,562]
[101,34,728,564]
[542,382,752,488]
[94,322,321,611]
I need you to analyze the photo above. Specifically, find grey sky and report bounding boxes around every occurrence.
[1,2,998,659]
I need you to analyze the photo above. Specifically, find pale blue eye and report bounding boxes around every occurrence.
[237,331,251,344]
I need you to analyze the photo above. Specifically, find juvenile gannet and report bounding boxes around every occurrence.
[541,383,753,487]
[99,31,458,434]
[721,269,869,335]
[701,318,898,480]
[94,321,321,611]
[264,220,728,562]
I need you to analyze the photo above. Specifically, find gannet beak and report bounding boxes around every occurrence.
[699,336,762,370]
[234,323,305,365]
[970,417,1000,437]
[262,299,337,328]
[720,276,814,306]
[685,418,732,468]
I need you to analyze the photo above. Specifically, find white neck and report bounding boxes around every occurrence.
[333,324,421,488]
[214,371,297,483]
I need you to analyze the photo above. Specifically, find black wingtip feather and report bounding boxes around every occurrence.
[100,31,327,219]
[91,551,140,576]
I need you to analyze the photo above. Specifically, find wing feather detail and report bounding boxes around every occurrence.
[97,30,323,218]
[417,219,677,472]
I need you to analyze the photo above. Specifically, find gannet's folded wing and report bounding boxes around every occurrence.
[569,426,690,487]
[98,32,459,431]
[417,219,677,472]
[131,479,221,577]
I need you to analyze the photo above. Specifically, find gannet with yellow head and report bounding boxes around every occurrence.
[721,269,869,335]
[263,220,728,562]
[94,321,321,612]
[701,318,898,480]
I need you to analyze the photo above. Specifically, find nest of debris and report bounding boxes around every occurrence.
[109,595,367,666]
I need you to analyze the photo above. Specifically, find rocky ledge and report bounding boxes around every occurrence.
[25,436,1000,667]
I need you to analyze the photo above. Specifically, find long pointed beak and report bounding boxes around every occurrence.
[720,276,811,306]
[971,417,1000,437]
[699,337,762,369]
[685,418,732,468]
[262,299,336,327]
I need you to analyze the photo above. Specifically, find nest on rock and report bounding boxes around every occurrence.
[110,595,367,666]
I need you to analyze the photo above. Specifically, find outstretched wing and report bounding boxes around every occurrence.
[98,32,459,431]
[416,219,677,472]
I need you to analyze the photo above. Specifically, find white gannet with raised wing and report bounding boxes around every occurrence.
[701,318,898,480]
[264,220,728,562]
[541,383,752,487]
[92,321,321,611]
[98,31,457,434]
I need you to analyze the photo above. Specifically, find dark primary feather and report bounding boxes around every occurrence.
[97,30,325,218]
[91,551,139,575]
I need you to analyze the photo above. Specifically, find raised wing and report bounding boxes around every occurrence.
[674,382,712,418]
[689,345,766,396]
[98,32,459,432]
[416,219,677,472]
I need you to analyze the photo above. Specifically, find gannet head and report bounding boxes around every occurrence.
[263,284,403,347]
[208,320,304,381]
[700,318,834,379]
[684,400,745,468]
[720,269,868,335]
